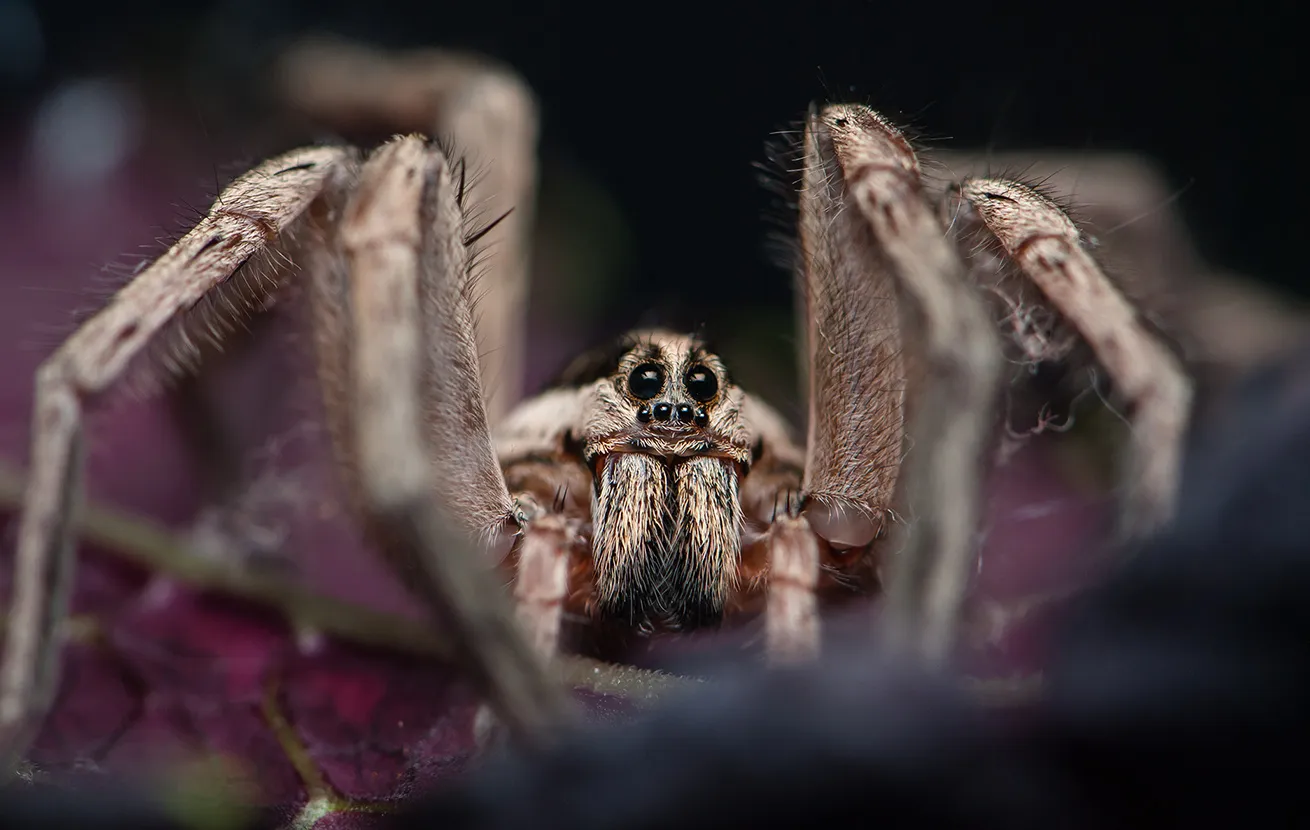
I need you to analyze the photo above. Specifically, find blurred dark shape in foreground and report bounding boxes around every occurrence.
[7,339,1310,828]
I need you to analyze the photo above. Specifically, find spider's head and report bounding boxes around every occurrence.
[618,332,725,432]
[558,329,751,462]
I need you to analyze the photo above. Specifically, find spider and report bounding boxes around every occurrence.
[0,39,1192,763]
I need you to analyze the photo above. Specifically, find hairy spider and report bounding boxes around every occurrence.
[0,40,1192,763]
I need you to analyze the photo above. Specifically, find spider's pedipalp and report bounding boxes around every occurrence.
[0,147,351,771]
[955,177,1192,536]
[336,136,571,741]
[815,105,1004,664]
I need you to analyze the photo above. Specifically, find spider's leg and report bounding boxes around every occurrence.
[763,500,822,663]
[492,496,584,749]
[277,37,538,425]
[0,147,350,771]
[512,509,583,661]
[755,100,918,662]
[493,386,606,668]
[795,109,908,554]
[811,106,1005,664]
[954,178,1191,536]
[328,136,571,743]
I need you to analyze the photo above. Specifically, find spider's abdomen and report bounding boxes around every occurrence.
[590,452,742,631]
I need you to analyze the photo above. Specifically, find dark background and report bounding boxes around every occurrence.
[1,0,1302,350]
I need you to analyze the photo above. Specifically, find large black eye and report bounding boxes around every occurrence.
[685,365,719,402]
[628,363,665,399]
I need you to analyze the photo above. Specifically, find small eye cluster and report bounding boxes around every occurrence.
[628,363,717,427]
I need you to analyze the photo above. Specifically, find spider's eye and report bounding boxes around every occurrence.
[628,363,665,400]
[685,365,718,402]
